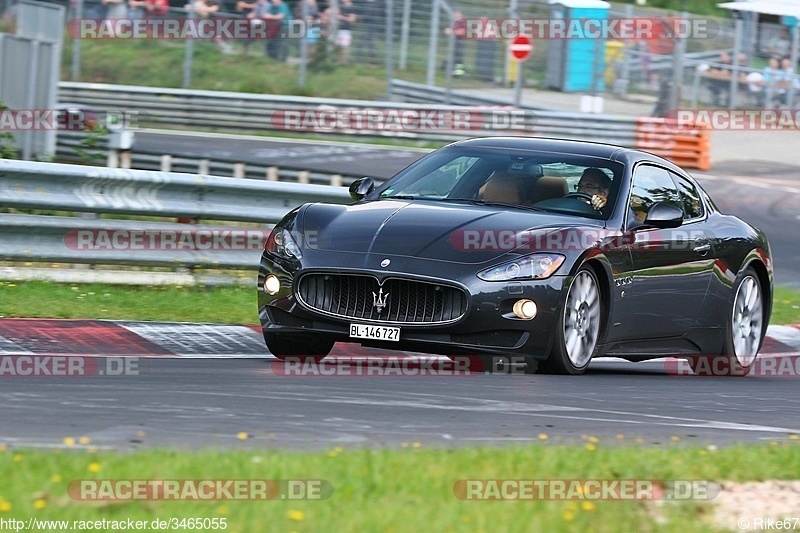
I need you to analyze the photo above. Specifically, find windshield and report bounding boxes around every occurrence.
[372,146,624,220]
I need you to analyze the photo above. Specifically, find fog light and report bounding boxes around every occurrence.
[264,274,281,295]
[512,299,537,320]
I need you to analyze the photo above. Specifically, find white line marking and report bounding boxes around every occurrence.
[167,390,800,434]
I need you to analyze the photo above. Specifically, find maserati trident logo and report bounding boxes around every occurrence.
[372,287,390,313]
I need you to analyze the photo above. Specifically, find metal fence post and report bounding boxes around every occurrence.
[183,7,196,89]
[22,40,39,161]
[616,3,633,98]
[298,0,308,88]
[728,17,743,109]
[789,24,799,109]
[426,0,441,86]
[386,0,395,97]
[399,0,411,70]
[670,12,687,111]
[71,0,83,81]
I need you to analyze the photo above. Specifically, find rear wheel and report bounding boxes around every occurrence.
[542,266,604,375]
[263,332,333,362]
[689,267,764,377]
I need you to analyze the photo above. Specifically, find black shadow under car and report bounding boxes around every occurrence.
[257,138,773,375]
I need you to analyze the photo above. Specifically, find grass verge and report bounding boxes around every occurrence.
[0,281,257,325]
[1,281,798,326]
[0,443,797,532]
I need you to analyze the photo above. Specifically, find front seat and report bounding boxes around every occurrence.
[481,172,533,205]
[531,176,568,203]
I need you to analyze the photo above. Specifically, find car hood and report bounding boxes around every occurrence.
[301,200,608,264]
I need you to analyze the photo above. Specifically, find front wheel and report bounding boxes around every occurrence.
[263,332,334,362]
[689,267,764,377]
[542,266,604,375]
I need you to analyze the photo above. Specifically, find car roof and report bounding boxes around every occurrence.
[450,136,686,173]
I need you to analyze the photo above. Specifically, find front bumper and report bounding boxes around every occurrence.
[257,251,566,359]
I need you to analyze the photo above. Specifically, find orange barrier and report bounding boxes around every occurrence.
[634,118,711,171]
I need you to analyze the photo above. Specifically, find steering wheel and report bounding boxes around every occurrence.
[562,192,593,202]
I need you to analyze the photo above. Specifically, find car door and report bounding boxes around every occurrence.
[621,164,715,339]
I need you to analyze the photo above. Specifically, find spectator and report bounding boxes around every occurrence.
[355,0,381,65]
[767,28,791,59]
[102,0,127,19]
[254,0,292,63]
[237,0,259,54]
[336,0,357,64]
[443,8,467,76]
[755,57,781,107]
[147,0,170,18]
[297,0,321,61]
[128,0,148,18]
[187,0,233,54]
[708,52,731,107]
[775,56,799,107]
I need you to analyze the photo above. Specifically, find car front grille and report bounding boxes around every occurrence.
[296,273,468,324]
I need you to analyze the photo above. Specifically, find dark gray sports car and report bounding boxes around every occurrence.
[258,138,773,375]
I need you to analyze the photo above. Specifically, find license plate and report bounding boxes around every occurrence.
[349,324,400,342]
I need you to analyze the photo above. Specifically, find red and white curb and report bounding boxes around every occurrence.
[0,319,798,361]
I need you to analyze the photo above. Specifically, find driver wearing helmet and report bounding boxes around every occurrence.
[576,168,611,211]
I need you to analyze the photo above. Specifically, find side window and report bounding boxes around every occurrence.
[671,172,705,220]
[629,165,682,223]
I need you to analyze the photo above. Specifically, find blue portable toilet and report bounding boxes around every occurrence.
[545,0,611,92]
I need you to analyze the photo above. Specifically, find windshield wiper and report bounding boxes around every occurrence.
[379,195,418,200]
[435,198,546,212]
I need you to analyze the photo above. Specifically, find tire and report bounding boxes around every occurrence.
[263,332,333,362]
[689,267,764,377]
[542,265,604,375]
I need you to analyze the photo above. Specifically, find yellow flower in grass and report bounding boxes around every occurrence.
[0,501,11,512]
[585,444,596,451]
[287,510,305,522]
[12,454,22,462]
[33,499,46,510]
[217,505,229,516]
[563,511,575,521]
[582,501,596,511]
[51,475,62,483]
[87,463,101,473]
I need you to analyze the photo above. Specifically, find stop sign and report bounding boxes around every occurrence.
[510,35,533,61]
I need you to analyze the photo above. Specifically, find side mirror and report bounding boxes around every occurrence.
[349,177,375,201]
[644,202,684,228]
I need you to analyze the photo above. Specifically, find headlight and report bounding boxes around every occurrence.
[477,253,564,282]
[265,228,303,260]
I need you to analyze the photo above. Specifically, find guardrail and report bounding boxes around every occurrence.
[0,159,351,270]
[57,81,639,146]
[55,133,360,186]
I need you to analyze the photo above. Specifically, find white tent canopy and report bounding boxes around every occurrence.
[717,1,800,18]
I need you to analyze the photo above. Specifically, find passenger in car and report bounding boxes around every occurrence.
[576,168,611,211]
